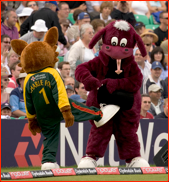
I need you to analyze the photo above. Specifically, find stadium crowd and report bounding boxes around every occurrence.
[1,1,168,119]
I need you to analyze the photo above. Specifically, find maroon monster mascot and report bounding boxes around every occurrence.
[75,20,150,168]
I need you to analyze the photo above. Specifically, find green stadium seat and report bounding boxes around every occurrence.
[68,13,75,24]
[134,14,149,25]
[58,56,64,63]
[145,24,159,30]
[149,15,154,24]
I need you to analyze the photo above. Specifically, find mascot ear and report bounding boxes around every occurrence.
[11,40,28,56]
[89,27,106,49]
[44,27,58,46]
[134,33,147,57]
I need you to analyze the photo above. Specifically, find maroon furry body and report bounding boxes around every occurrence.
[75,20,147,161]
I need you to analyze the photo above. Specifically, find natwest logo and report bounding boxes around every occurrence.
[96,167,120,175]
[141,167,166,174]
[9,171,33,179]
[52,168,76,176]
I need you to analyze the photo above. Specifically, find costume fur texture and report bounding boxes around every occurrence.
[75,20,147,161]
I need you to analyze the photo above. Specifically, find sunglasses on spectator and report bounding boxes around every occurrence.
[28,4,37,7]
[3,41,10,44]
[144,44,151,46]
[143,101,151,104]
[162,17,168,19]
[4,78,10,81]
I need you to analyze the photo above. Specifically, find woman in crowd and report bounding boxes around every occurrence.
[1,72,12,104]
[150,46,168,80]
[68,23,95,78]
[9,72,27,118]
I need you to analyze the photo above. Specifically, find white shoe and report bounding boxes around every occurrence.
[41,162,60,170]
[94,104,120,128]
[78,157,97,168]
[126,157,150,167]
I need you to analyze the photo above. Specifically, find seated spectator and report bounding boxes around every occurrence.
[147,1,166,14]
[68,23,95,78]
[9,72,27,117]
[74,81,88,101]
[69,94,86,104]
[92,1,114,23]
[105,19,116,26]
[16,1,27,14]
[134,22,146,36]
[155,98,168,118]
[95,39,103,57]
[58,61,70,80]
[26,1,39,11]
[64,76,75,90]
[140,94,154,119]
[19,19,48,44]
[142,61,168,99]
[150,46,168,80]
[63,1,86,13]
[140,29,158,53]
[1,9,19,40]
[134,47,151,81]
[6,61,21,94]
[1,2,7,22]
[1,103,12,119]
[1,35,11,67]
[72,9,84,26]
[1,71,12,104]
[66,12,90,45]
[58,18,70,56]
[160,39,168,66]
[141,36,153,63]
[4,49,19,74]
[148,84,164,117]
[154,11,168,46]
[111,1,136,27]
[131,1,150,17]
[65,85,74,98]
[86,1,103,14]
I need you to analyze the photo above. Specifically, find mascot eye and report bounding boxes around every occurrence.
[120,38,127,47]
[111,37,118,46]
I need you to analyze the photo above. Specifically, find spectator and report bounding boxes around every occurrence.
[155,98,168,118]
[143,61,168,99]
[58,18,70,56]
[91,19,105,34]
[1,103,12,119]
[141,36,153,63]
[154,11,168,46]
[57,2,71,23]
[63,1,86,13]
[134,22,146,36]
[131,1,150,17]
[150,46,168,80]
[64,76,75,90]
[69,94,86,104]
[140,29,158,52]
[160,39,168,66]
[20,19,48,44]
[147,1,167,14]
[134,47,151,81]
[1,9,19,40]
[111,1,136,27]
[73,9,84,25]
[74,81,88,101]
[26,1,39,11]
[16,1,27,14]
[1,72,12,104]
[92,1,114,23]
[9,72,27,117]
[65,85,74,98]
[68,23,95,78]
[58,61,70,80]
[86,1,103,14]
[4,49,19,74]
[140,94,154,119]
[1,34,11,67]
[66,12,91,45]
[148,84,164,117]
[17,7,33,26]
[20,1,67,46]
[1,2,7,22]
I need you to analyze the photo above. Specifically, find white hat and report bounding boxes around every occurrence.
[16,72,27,85]
[17,7,33,17]
[148,84,163,93]
[31,19,48,32]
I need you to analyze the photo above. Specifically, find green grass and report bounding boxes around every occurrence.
[1,166,168,181]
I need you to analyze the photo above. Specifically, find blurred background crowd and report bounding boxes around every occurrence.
[1,1,168,120]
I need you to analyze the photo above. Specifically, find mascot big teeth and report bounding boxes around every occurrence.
[75,20,150,168]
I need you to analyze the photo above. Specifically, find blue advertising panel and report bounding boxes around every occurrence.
[1,119,168,168]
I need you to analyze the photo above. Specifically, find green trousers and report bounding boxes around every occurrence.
[42,98,102,163]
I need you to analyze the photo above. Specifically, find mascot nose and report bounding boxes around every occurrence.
[125,48,128,52]
[106,46,110,50]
